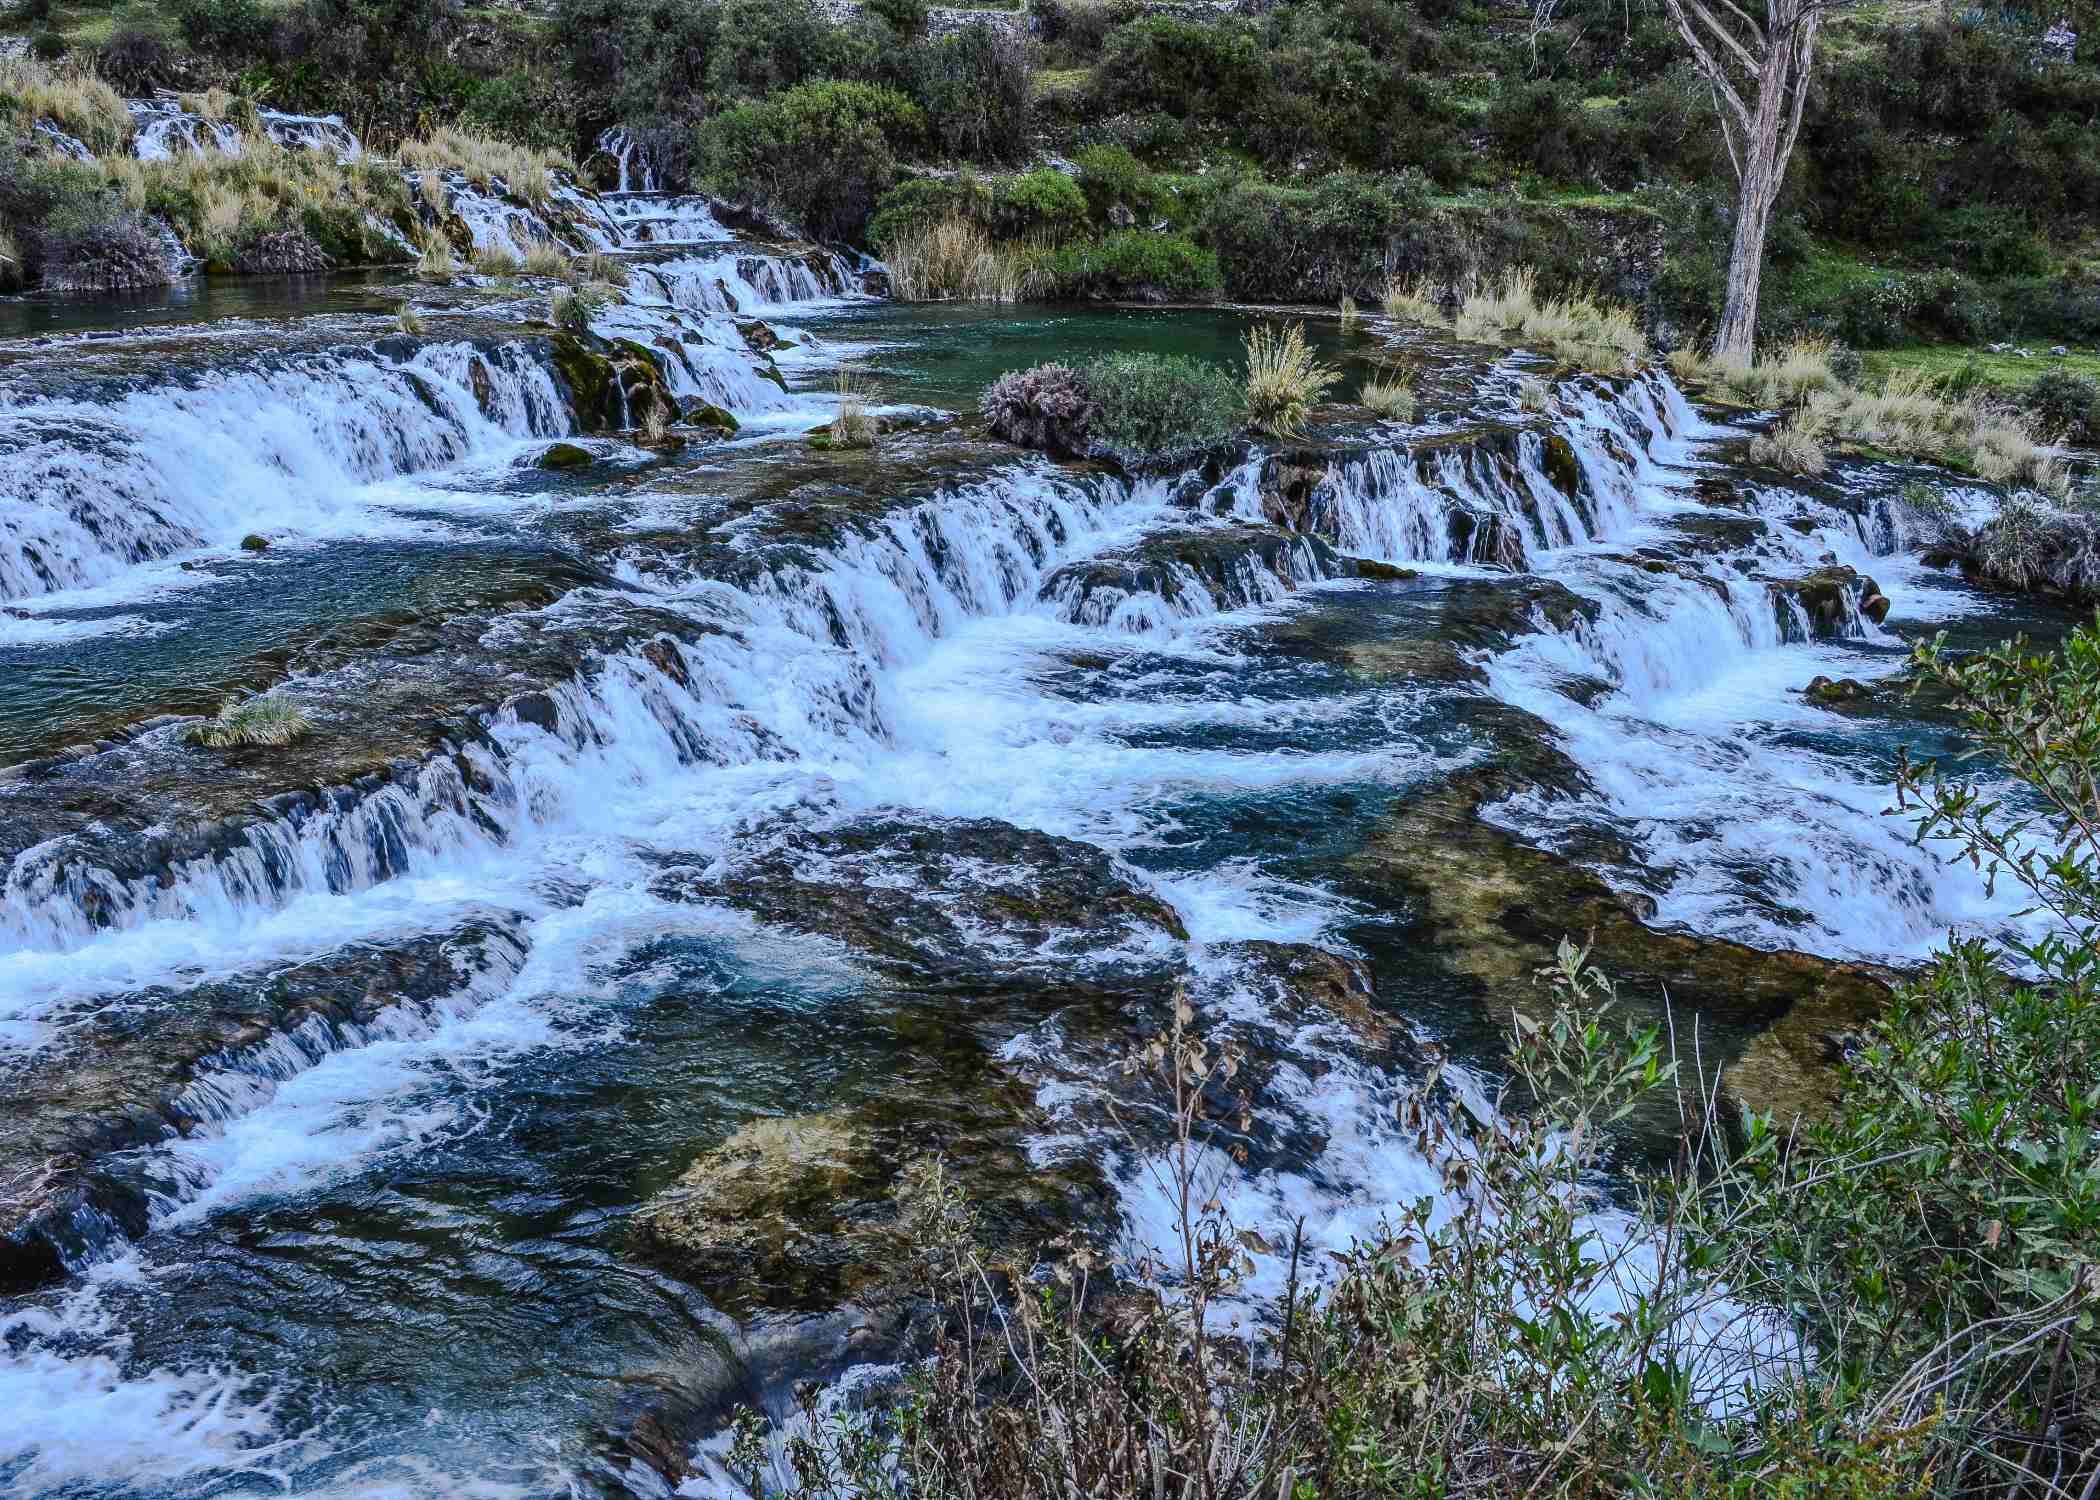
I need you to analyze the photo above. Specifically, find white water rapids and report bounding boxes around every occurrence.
[0,270,2041,1494]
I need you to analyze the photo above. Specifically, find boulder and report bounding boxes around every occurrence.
[1802,674,1869,704]
[537,442,592,470]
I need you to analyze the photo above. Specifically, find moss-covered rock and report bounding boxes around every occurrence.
[684,400,741,434]
[538,441,593,469]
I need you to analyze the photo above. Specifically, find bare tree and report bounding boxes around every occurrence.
[1663,0,1849,361]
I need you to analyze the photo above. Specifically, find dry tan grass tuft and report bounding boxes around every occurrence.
[883,217,1027,302]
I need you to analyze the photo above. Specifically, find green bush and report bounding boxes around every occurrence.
[1093,15,1262,122]
[1081,350,1242,462]
[1072,143,1161,225]
[702,0,861,102]
[1030,231,1221,300]
[461,72,568,153]
[1199,172,1427,303]
[867,176,991,252]
[867,0,928,35]
[174,0,271,54]
[991,168,1087,242]
[694,81,926,243]
[890,26,1033,163]
[2023,369,2100,444]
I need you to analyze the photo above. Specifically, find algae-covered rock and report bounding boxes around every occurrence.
[684,400,740,434]
[633,1113,902,1308]
[1803,674,1869,704]
[240,534,269,552]
[538,441,592,470]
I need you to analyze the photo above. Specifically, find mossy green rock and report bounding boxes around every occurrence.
[685,401,740,434]
[538,442,593,470]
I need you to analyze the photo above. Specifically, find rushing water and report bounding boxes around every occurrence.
[0,191,2066,1496]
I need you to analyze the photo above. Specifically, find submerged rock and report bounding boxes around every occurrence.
[1341,763,1892,1124]
[653,814,1186,985]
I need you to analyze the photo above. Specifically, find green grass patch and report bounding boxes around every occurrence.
[1862,343,2100,395]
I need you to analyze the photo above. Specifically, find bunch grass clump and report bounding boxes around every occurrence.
[188,694,313,749]
[113,143,415,268]
[883,216,1027,302]
[549,285,605,334]
[416,232,458,285]
[1677,345,2071,496]
[2,57,131,155]
[1357,362,1416,421]
[578,251,629,289]
[471,240,522,277]
[395,300,423,335]
[521,241,572,279]
[1455,266,1648,373]
[829,365,879,448]
[1380,274,1445,326]
[1243,320,1339,438]
[1748,412,1828,475]
[397,127,573,210]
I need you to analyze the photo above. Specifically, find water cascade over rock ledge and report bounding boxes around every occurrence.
[0,284,2058,1494]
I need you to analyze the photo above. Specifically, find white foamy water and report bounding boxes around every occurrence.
[0,356,2036,1494]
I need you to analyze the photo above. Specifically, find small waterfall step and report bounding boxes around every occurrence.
[0,912,530,1292]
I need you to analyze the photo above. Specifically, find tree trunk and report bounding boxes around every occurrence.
[1712,154,1771,363]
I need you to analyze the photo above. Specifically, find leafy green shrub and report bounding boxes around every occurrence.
[174,0,271,54]
[553,0,721,125]
[867,177,991,252]
[1029,0,1142,58]
[702,0,858,102]
[99,28,176,90]
[867,0,928,35]
[461,72,568,153]
[2022,369,2100,444]
[1198,172,1426,303]
[29,31,66,61]
[890,26,1032,163]
[991,168,1086,243]
[1080,350,1242,462]
[1029,231,1221,300]
[1909,266,2001,343]
[1093,15,1262,121]
[1072,143,1161,225]
[694,81,925,243]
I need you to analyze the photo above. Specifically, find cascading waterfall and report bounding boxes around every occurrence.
[0,467,1138,955]
[0,323,2039,1495]
[0,341,569,604]
[595,126,661,193]
[31,119,94,161]
[124,98,363,160]
[632,249,860,317]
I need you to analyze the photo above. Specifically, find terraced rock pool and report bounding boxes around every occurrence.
[0,215,2066,1497]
